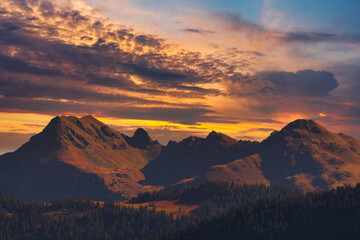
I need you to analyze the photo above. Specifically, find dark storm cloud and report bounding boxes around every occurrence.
[0,98,97,114]
[227,70,339,98]
[39,1,56,16]
[240,118,282,124]
[108,107,237,125]
[1,22,21,31]
[283,31,360,44]
[0,55,63,76]
[122,62,186,82]
[65,10,89,23]
[238,128,276,134]
[91,38,119,50]
[0,28,33,46]
[175,85,220,95]
[86,74,136,88]
[134,35,164,48]
[228,48,264,57]
[80,36,93,41]
[0,78,197,107]
[182,28,214,34]
[258,70,339,97]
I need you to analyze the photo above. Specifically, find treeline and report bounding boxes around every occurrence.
[0,195,181,240]
[130,182,302,221]
[158,184,360,240]
[0,182,301,239]
[4,183,359,240]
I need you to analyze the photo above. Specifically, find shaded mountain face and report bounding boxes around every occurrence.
[258,119,360,190]
[0,116,162,200]
[190,154,269,187]
[126,128,153,148]
[122,128,163,161]
[141,131,260,187]
[142,119,360,191]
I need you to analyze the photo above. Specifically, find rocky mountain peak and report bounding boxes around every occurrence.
[281,119,326,134]
[134,128,151,141]
[133,128,152,145]
[205,131,237,146]
[125,128,156,149]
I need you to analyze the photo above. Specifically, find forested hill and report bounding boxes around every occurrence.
[0,183,301,240]
[2,183,360,240]
[158,184,360,240]
[129,182,302,221]
[0,195,179,240]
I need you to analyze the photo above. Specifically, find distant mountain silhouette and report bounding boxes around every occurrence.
[122,127,163,160]
[0,115,161,200]
[1,116,360,200]
[126,128,154,148]
[141,131,260,187]
[157,119,360,191]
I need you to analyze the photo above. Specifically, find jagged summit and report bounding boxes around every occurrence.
[124,128,161,151]
[181,136,202,145]
[281,119,328,134]
[40,115,120,149]
[50,115,101,122]
[81,115,97,120]
[262,119,331,146]
[205,131,237,146]
[133,128,152,145]
[44,115,104,132]
[208,130,217,135]
[44,115,62,128]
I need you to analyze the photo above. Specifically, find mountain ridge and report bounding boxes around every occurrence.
[143,118,360,191]
[1,116,360,200]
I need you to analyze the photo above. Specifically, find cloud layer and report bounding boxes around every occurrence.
[0,0,360,143]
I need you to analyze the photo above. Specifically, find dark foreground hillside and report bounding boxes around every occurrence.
[0,196,178,240]
[2,183,360,240]
[158,184,360,240]
[0,183,300,240]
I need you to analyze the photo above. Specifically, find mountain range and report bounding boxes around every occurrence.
[1,115,360,200]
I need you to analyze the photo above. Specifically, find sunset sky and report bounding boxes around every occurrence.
[0,0,360,154]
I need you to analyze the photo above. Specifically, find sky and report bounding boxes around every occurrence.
[0,0,360,154]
